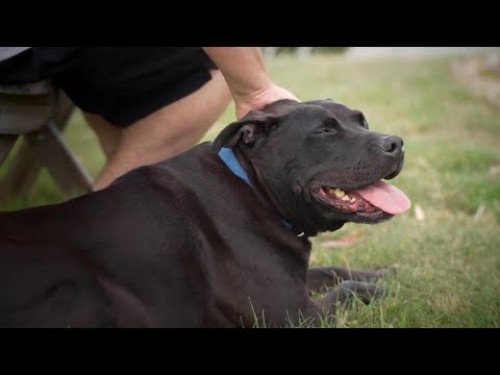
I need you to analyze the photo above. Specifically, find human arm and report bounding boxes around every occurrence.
[202,47,299,119]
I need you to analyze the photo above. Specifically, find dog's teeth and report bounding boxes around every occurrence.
[328,188,345,198]
[350,197,357,203]
[341,195,350,201]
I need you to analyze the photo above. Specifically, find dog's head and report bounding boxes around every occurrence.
[212,99,411,235]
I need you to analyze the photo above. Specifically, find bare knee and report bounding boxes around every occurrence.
[84,112,122,159]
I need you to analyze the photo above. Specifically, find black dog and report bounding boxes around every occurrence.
[0,99,410,327]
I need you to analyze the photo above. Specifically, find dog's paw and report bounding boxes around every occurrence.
[373,265,399,281]
[338,280,387,304]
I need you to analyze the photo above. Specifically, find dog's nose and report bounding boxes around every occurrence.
[379,135,403,155]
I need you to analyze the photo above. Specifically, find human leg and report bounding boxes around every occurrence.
[89,69,230,190]
[52,47,231,190]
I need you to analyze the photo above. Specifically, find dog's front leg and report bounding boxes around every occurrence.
[307,266,396,294]
[305,280,386,324]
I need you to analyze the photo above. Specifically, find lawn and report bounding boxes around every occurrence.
[1,54,499,327]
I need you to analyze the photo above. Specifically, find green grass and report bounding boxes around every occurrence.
[1,54,499,327]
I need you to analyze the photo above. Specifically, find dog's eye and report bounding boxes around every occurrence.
[314,119,338,135]
[314,126,337,136]
[320,127,335,133]
[268,121,279,131]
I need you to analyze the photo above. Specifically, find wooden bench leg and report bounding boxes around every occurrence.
[0,92,93,201]
[27,122,94,198]
[0,136,42,198]
[0,135,18,164]
[0,123,93,200]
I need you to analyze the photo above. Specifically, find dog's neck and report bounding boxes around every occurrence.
[217,146,317,238]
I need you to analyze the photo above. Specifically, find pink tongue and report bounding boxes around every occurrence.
[354,180,411,215]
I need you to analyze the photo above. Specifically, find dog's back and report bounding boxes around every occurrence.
[0,143,309,327]
[0,153,206,327]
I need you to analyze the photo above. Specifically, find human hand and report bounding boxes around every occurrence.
[234,83,299,120]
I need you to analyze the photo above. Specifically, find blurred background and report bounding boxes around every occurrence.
[1,47,499,327]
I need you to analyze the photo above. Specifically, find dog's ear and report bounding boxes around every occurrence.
[211,111,278,152]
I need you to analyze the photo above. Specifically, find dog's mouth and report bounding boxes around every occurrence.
[312,180,411,219]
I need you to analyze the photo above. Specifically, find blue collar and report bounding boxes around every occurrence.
[217,147,296,233]
[217,147,252,185]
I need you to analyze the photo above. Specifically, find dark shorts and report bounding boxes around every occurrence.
[0,47,217,127]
